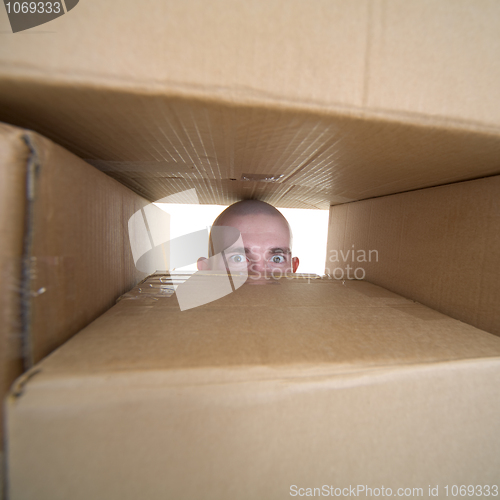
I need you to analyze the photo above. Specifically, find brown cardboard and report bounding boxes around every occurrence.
[0,125,26,412]
[1,1,500,496]
[1,0,500,125]
[0,124,151,484]
[326,175,500,337]
[7,276,500,499]
[23,131,152,365]
[1,2,500,208]
[0,124,151,366]
[0,125,27,494]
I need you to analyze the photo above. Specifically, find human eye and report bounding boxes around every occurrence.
[270,254,286,264]
[228,254,247,264]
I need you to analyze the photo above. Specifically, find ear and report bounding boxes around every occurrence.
[197,257,210,271]
[292,257,299,273]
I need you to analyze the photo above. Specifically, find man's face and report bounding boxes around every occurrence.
[208,213,299,277]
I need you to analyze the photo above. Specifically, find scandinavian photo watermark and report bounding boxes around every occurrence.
[325,245,379,280]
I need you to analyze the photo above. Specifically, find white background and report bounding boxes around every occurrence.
[156,203,329,275]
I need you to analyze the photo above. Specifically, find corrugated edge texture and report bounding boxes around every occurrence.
[1,82,500,209]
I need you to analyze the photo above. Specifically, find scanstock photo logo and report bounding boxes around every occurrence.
[2,0,78,32]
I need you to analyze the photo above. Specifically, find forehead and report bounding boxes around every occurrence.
[220,213,291,243]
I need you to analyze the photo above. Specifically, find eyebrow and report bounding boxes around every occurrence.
[269,247,291,254]
[223,247,291,254]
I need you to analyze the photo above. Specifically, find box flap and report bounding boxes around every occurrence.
[1,2,500,207]
[7,277,500,499]
[326,175,500,336]
[19,276,500,379]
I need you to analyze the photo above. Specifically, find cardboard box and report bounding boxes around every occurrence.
[7,275,500,499]
[1,2,499,332]
[326,175,500,336]
[1,1,500,209]
[1,1,500,498]
[0,124,151,494]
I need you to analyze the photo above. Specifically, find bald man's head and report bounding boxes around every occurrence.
[213,200,292,244]
[199,200,299,276]
[214,200,288,225]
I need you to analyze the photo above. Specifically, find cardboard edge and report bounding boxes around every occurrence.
[0,122,32,500]
[330,172,500,208]
[0,123,52,372]
[18,131,42,372]
[2,71,500,139]
[10,356,500,396]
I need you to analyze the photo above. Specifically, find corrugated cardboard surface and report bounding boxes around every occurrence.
[1,1,500,207]
[0,125,27,497]
[23,131,151,366]
[0,124,151,366]
[2,0,500,126]
[7,276,500,499]
[0,124,150,488]
[326,175,500,336]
